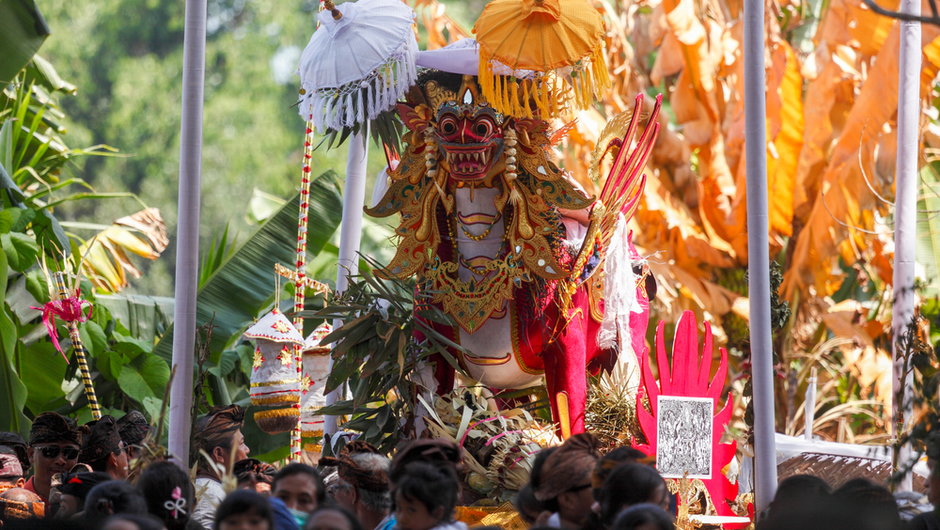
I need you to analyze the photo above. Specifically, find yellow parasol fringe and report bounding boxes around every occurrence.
[477,44,610,119]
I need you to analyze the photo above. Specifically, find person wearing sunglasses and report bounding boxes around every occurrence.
[80,415,130,480]
[534,434,602,529]
[23,411,82,502]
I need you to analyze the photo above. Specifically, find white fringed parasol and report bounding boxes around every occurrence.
[297,0,418,132]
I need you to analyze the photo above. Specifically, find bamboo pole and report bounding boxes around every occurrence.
[743,0,778,512]
[290,120,316,462]
[52,272,100,420]
[168,0,207,465]
[893,0,921,492]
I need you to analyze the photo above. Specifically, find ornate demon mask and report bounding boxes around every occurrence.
[434,90,505,183]
[397,77,508,185]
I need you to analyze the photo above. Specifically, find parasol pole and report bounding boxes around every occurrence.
[744,0,778,512]
[893,0,920,492]
[289,119,317,462]
[168,0,207,465]
[324,130,370,438]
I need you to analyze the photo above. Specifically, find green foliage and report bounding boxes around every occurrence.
[37,0,396,295]
[310,260,466,453]
[0,0,49,84]
[153,170,343,362]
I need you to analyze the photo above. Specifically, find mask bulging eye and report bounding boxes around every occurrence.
[473,121,493,138]
[438,115,458,136]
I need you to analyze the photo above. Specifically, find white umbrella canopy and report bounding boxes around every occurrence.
[298,0,418,132]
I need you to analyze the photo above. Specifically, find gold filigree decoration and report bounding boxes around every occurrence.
[253,348,264,370]
[278,345,293,366]
[422,254,530,333]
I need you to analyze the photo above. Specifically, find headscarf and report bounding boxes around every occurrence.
[116,411,150,447]
[193,405,245,453]
[0,451,23,478]
[535,433,601,502]
[192,405,245,471]
[79,416,122,465]
[233,458,276,487]
[389,438,463,484]
[0,433,29,473]
[321,441,389,493]
[29,412,81,446]
[0,488,44,520]
[57,471,112,501]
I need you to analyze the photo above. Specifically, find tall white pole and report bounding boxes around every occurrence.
[324,131,370,437]
[744,0,778,512]
[893,0,921,492]
[168,0,207,465]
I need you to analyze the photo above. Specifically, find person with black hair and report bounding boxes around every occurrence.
[513,485,541,525]
[831,477,903,530]
[137,460,196,530]
[610,503,674,530]
[116,411,151,463]
[272,463,325,527]
[598,463,669,528]
[534,435,600,529]
[321,443,392,530]
[234,458,276,495]
[83,480,149,525]
[393,461,464,530]
[305,504,364,530]
[24,411,82,502]
[192,405,250,530]
[102,513,168,530]
[54,471,111,519]
[80,415,130,480]
[214,490,274,530]
[0,433,30,476]
[0,446,25,493]
[765,474,831,521]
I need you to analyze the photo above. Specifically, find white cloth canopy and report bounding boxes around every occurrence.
[297,0,418,131]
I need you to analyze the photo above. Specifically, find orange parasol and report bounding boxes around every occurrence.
[472,0,610,119]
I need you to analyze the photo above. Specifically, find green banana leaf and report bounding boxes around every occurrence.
[0,0,50,85]
[917,161,940,298]
[96,294,174,344]
[153,169,343,360]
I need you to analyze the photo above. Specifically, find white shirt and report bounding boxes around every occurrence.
[192,476,226,530]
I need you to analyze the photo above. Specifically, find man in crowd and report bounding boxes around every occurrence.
[0,447,24,493]
[116,410,150,463]
[23,411,82,502]
[323,442,392,530]
[272,463,324,527]
[0,432,30,475]
[191,404,250,530]
[0,487,44,523]
[534,433,601,529]
[53,470,111,519]
[80,415,130,480]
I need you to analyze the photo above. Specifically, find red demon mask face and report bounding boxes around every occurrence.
[435,101,505,183]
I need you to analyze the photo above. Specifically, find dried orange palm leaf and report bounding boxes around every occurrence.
[784,26,940,297]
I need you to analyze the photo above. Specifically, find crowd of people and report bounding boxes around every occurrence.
[0,405,937,530]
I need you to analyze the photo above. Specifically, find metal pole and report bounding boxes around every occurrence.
[744,0,778,512]
[168,0,207,466]
[324,131,370,437]
[893,0,921,492]
[804,368,817,441]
